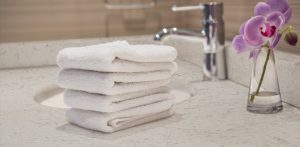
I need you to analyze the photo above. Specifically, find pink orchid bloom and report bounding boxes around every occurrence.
[232,0,291,59]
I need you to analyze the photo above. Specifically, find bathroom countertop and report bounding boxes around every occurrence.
[1,60,300,147]
[2,35,300,108]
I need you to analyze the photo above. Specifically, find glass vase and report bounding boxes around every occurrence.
[247,47,283,114]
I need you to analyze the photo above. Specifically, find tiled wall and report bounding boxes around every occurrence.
[0,0,185,42]
[0,0,299,53]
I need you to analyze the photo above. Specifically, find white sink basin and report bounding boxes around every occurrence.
[34,85,68,108]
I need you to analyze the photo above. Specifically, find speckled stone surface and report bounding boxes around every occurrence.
[0,35,159,69]
[0,60,300,147]
[2,35,300,108]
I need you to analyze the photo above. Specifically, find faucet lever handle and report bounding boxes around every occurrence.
[172,4,204,12]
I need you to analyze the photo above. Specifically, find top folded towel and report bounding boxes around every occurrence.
[57,41,177,71]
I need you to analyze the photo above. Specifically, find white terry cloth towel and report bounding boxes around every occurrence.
[58,58,178,73]
[57,69,172,95]
[59,68,175,83]
[57,41,178,73]
[64,86,173,112]
[66,100,175,133]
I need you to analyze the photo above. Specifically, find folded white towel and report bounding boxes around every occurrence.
[57,69,171,95]
[66,100,174,133]
[57,41,178,72]
[64,87,173,112]
[60,59,177,73]
[59,67,175,83]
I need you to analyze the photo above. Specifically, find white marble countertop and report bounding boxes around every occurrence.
[1,60,300,147]
[1,35,300,107]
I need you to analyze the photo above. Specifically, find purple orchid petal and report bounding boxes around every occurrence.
[240,22,246,35]
[249,49,261,59]
[284,8,292,24]
[244,16,265,46]
[270,33,282,49]
[232,35,248,53]
[254,2,271,16]
[266,0,290,14]
[266,11,285,28]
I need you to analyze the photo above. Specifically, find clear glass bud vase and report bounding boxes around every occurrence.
[247,47,283,114]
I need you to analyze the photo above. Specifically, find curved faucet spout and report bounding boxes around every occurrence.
[153,27,204,41]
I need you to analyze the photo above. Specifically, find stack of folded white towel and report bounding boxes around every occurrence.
[56,41,178,133]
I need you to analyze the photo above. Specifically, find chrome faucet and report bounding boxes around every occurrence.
[154,2,227,80]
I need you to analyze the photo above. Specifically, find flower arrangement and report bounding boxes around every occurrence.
[232,0,298,103]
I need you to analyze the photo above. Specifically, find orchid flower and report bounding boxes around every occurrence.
[232,0,296,59]
[232,0,298,102]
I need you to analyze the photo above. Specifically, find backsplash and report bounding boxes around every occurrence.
[0,35,158,69]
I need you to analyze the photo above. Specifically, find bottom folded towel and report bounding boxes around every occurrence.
[66,100,174,133]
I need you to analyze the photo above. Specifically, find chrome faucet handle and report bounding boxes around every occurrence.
[172,4,204,11]
[172,3,223,21]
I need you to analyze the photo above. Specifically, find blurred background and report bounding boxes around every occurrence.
[0,0,299,50]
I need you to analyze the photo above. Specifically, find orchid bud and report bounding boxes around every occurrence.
[284,31,298,46]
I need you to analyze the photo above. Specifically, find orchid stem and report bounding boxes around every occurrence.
[250,48,271,102]
[280,26,292,34]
